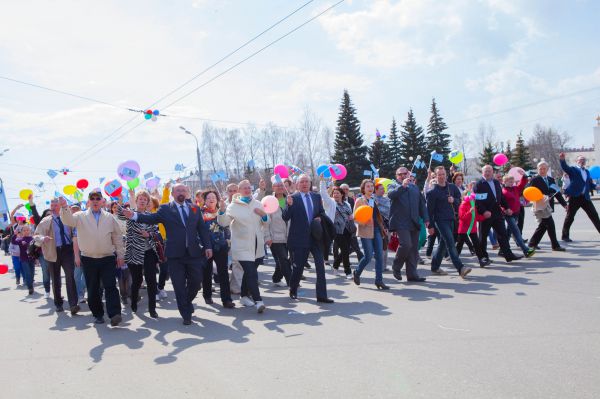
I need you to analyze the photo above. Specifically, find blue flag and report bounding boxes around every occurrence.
[274,174,283,184]
[475,193,488,200]
[549,183,559,192]
[99,177,105,184]
[47,169,58,179]
[174,163,185,172]
[430,151,444,163]
[363,170,373,177]
[144,172,154,180]
[247,160,255,169]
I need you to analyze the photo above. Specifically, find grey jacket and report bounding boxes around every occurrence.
[387,182,429,231]
[265,206,288,244]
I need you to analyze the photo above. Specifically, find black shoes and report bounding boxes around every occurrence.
[289,289,298,300]
[131,303,137,313]
[553,246,566,252]
[562,237,573,242]
[94,316,104,324]
[56,305,64,312]
[479,258,491,267]
[149,310,158,318]
[393,271,402,281]
[183,319,192,325]
[70,305,80,315]
[353,270,360,286]
[204,297,214,305]
[506,254,523,262]
[407,277,426,282]
[375,282,390,290]
[110,314,122,326]
[223,301,236,309]
[316,297,334,303]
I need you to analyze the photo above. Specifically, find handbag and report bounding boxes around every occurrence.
[152,233,167,263]
[388,232,399,252]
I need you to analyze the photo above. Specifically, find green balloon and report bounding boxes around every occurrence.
[24,203,31,212]
[144,113,152,120]
[127,177,140,189]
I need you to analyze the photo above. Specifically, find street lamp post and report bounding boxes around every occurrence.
[179,127,203,189]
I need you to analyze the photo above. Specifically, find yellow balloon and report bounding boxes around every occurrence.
[19,189,33,201]
[63,185,77,196]
[449,150,464,165]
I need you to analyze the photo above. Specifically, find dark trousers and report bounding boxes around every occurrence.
[333,231,352,275]
[290,243,327,299]
[562,196,600,239]
[203,247,232,304]
[239,259,262,302]
[168,254,204,320]
[349,236,364,260]
[49,245,77,308]
[81,255,121,318]
[270,243,291,285]
[529,215,560,249]
[392,229,421,279]
[158,261,169,290]
[129,249,158,313]
[456,233,485,260]
[479,217,514,260]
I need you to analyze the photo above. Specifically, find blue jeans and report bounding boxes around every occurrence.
[20,260,34,290]
[505,215,529,254]
[74,265,86,298]
[11,256,22,281]
[356,226,384,284]
[432,220,464,272]
[488,230,498,246]
[38,256,51,293]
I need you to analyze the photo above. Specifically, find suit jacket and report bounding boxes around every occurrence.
[387,182,429,231]
[136,201,211,259]
[282,191,326,250]
[529,175,567,211]
[474,178,509,219]
[560,159,596,200]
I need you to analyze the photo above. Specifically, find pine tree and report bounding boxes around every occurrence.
[368,134,390,173]
[426,98,451,169]
[503,141,513,173]
[384,118,401,177]
[510,131,533,171]
[479,140,496,170]
[332,90,369,186]
[400,109,428,185]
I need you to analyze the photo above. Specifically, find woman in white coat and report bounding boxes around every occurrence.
[218,180,269,313]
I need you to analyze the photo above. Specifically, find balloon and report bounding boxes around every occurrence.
[508,167,526,182]
[493,153,509,166]
[145,177,160,190]
[104,179,123,197]
[330,164,347,180]
[0,264,8,274]
[19,189,33,201]
[144,113,152,120]
[153,109,160,116]
[145,109,152,115]
[589,165,600,179]
[76,179,89,189]
[523,186,543,202]
[74,190,83,201]
[316,164,331,178]
[353,205,373,224]
[63,185,77,195]
[261,195,280,214]
[273,164,289,179]
[151,115,157,122]
[117,160,141,181]
[127,177,140,190]
[449,150,464,165]
[380,178,394,192]
[24,203,31,213]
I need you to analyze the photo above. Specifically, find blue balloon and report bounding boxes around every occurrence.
[589,165,600,179]
[316,164,328,176]
[153,109,160,116]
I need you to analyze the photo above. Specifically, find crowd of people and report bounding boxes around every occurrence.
[1,152,599,327]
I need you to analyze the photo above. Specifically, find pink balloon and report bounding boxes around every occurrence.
[261,195,280,214]
[507,167,525,182]
[493,153,508,166]
[273,164,289,179]
[331,164,347,180]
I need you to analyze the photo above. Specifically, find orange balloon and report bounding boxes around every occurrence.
[523,186,543,202]
[353,205,373,224]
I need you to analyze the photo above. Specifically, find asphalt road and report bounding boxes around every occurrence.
[1,204,599,398]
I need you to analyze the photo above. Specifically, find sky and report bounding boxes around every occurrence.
[1,0,600,207]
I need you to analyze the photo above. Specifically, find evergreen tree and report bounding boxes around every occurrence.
[479,140,497,170]
[503,141,513,173]
[426,98,451,169]
[368,134,390,173]
[384,118,402,176]
[510,131,533,171]
[332,90,369,186]
[400,109,428,185]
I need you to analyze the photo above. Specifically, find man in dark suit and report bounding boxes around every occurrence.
[282,174,333,303]
[560,153,600,241]
[474,165,522,263]
[388,166,430,282]
[528,161,567,251]
[123,184,212,325]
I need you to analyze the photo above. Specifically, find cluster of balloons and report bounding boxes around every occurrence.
[272,164,305,179]
[316,163,347,180]
[144,109,160,121]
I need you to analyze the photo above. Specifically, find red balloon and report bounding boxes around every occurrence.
[145,109,153,115]
[76,179,89,190]
[0,264,8,274]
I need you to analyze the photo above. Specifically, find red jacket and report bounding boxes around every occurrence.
[458,200,485,234]
[501,177,528,215]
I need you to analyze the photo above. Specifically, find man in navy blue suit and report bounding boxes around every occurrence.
[560,153,600,241]
[282,174,333,303]
[123,184,212,325]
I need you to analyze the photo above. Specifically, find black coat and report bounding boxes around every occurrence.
[474,178,509,219]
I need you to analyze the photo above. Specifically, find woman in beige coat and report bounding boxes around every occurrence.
[218,180,269,313]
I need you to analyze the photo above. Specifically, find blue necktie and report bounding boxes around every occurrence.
[179,204,188,226]
[304,193,313,221]
[56,217,70,246]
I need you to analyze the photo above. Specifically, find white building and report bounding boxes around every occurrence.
[564,116,599,166]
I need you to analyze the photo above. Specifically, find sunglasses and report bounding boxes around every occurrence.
[89,197,102,201]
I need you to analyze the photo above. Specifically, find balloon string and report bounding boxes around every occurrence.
[466,200,476,236]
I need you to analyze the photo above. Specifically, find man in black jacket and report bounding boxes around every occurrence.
[474,165,522,264]
[528,161,567,251]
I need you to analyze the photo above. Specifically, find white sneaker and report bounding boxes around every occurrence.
[345,273,353,280]
[159,289,167,299]
[255,301,265,313]
[44,292,50,299]
[240,296,255,307]
[273,281,287,287]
